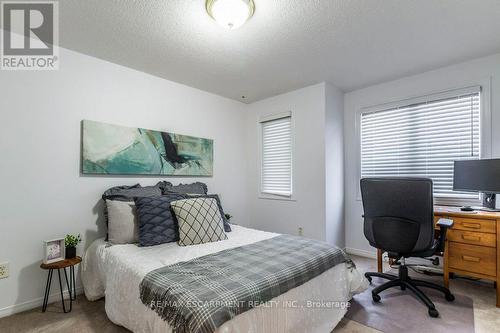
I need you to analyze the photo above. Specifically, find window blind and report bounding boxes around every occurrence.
[261,115,292,196]
[361,89,480,200]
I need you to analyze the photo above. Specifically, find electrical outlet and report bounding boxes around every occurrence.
[0,262,9,279]
[298,227,303,236]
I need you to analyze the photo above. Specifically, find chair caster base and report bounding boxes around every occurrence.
[365,265,454,318]
[428,308,439,317]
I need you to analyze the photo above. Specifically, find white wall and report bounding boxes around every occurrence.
[245,83,345,246]
[0,47,248,315]
[325,83,345,247]
[344,53,500,256]
[245,84,326,240]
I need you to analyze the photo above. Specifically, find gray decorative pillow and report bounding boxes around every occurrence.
[102,183,165,240]
[161,182,208,195]
[156,181,174,193]
[106,200,138,244]
[102,183,163,201]
[134,194,186,247]
[171,198,228,246]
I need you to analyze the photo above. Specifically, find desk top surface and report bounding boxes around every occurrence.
[435,205,500,219]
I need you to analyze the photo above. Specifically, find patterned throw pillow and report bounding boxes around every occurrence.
[170,198,228,246]
[164,191,232,232]
[134,194,186,247]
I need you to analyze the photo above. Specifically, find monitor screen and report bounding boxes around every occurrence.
[453,159,500,193]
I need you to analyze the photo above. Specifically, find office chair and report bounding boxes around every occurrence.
[360,177,455,317]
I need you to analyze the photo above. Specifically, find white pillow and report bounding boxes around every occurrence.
[106,199,139,244]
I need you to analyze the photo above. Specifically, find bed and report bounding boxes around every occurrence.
[82,225,367,333]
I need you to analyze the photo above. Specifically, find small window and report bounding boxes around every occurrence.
[260,113,292,197]
[361,87,481,203]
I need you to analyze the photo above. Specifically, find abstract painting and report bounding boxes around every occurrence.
[82,120,213,176]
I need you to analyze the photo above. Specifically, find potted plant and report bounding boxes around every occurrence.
[64,234,82,259]
[224,213,232,222]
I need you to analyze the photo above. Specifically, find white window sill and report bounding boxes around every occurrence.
[259,193,296,202]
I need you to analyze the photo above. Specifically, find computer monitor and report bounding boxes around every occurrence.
[453,159,500,210]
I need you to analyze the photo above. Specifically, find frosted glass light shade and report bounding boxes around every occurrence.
[206,0,255,30]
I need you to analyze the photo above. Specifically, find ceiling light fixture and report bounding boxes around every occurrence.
[206,0,255,30]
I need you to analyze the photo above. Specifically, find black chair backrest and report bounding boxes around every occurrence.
[360,177,435,255]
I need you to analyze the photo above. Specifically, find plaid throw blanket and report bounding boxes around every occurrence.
[140,234,352,333]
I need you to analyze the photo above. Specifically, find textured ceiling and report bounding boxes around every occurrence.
[59,0,500,103]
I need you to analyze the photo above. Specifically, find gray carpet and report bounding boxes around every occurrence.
[346,276,474,333]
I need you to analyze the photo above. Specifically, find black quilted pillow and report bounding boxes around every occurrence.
[134,194,186,247]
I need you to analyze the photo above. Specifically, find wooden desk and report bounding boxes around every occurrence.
[376,206,500,307]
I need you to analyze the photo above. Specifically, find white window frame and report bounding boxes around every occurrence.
[356,80,492,206]
[258,111,295,201]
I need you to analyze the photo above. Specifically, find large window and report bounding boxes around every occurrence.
[361,87,481,202]
[260,112,292,197]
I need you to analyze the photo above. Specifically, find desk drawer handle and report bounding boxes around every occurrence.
[461,222,481,229]
[462,235,481,242]
[462,255,481,263]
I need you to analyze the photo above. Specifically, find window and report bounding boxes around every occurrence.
[361,87,481,202]
[260,112,292,197]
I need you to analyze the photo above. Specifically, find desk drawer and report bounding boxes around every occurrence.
[452,218,496,234]
[448,242,496,276]
[447,229,496,247]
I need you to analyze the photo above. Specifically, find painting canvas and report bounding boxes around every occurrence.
[82,120,213,176]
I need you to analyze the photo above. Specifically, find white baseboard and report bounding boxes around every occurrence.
[0,286,84,319]
[345,247,377,259]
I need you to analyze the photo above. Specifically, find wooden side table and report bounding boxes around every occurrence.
[40,256,81,313]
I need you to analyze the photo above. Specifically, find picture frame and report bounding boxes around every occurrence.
[43,238,65,264]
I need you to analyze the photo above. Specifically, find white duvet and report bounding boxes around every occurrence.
[82,225,367,333]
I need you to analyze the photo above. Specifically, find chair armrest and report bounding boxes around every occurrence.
[437,218,454,229]
[436,218,454,253]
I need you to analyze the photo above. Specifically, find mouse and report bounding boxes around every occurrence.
[460,206,474,212]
